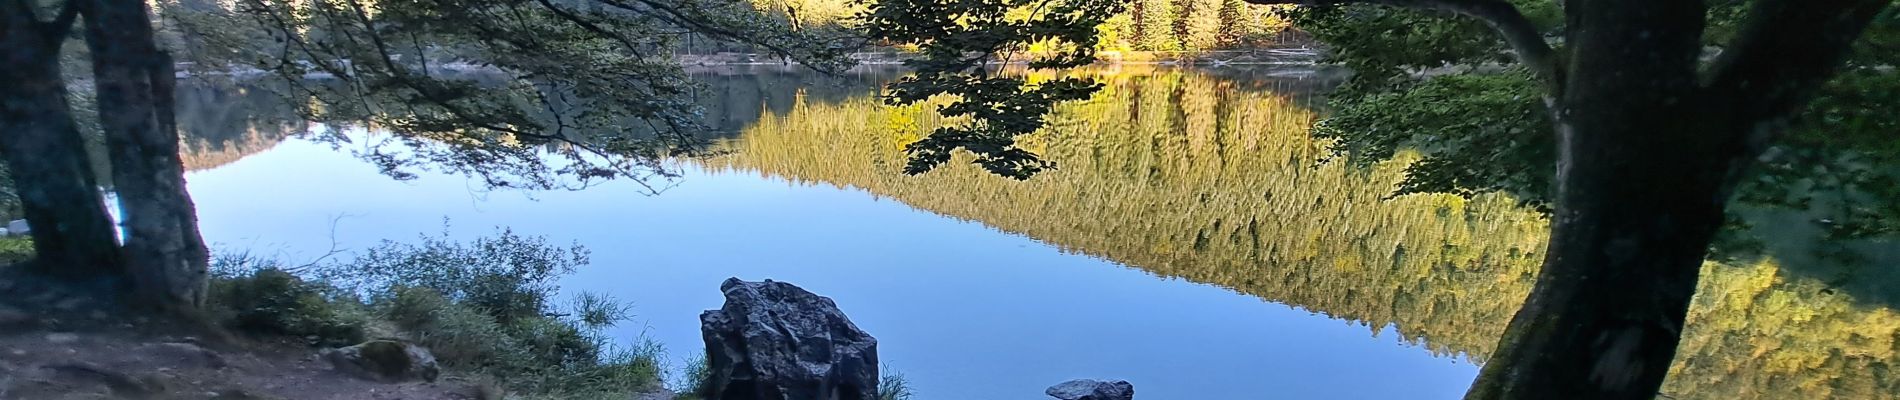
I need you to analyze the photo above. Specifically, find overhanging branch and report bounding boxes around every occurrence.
[1245,0,1561,92]
[1706,0,1890,119]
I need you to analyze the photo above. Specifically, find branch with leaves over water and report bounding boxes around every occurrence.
[168,0,859,193]
[863,0,1126,178]
[1244,0,1559,91]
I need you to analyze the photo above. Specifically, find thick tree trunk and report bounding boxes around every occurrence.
[1466,1,1735,399]
[1466,121,1737,399]
[0,7,124,277]
[80,0,211,310]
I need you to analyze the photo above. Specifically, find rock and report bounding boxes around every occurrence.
[1046,379,1135,400]
[6,220,27,236]
[700,278,879,400]
[142,342,228,369]
[322,339,439,383]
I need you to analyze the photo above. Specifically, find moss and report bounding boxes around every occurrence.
[0,237,33,266]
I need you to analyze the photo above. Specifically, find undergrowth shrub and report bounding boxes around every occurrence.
[210,226,661,398]
[208,255,371,346]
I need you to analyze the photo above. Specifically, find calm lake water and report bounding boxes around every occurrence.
[179,66,1898,399]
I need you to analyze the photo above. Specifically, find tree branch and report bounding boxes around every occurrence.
[1706,0,1890,119]
[1244,0,1561,91]
[590,0,805,61]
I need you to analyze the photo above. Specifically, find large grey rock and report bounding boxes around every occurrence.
[322,339,439,383]
[700,278,878,400]
[1046,379,1134,400]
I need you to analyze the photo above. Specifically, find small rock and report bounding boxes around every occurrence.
[45,332,79,344]
[323,339,440,383]
[1046,379,1135,400]
[6,220,28,236]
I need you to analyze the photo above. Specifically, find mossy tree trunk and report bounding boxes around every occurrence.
[0,0,124,278]
[79,0,211,310]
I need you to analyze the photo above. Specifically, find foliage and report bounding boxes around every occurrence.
[675,355,713,399]
[0,237,35,266]
[878,370,916,400]
[1280,2,1558,96]
[1094,0,1288,52]
[209,229,660,397]
[1312,72,1553,208]
[1286,3,1900,239]
[704,71,1900,397]
[164,0,860,193]
[863,0,1125,178]
[316,226,589,324]
[208,264,374,346]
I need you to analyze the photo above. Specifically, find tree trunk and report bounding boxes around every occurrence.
[0,7,124,277]
[79,0,210,310]
[1466,1,1737,398]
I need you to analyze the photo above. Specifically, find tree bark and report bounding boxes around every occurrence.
[79,0,210,310]
[1468,1,1725,398]
[0,3,124,277]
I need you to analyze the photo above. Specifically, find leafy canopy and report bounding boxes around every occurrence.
[168,0,860,192]
[861,0,1124,179]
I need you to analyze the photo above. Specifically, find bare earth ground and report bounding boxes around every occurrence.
[0,271,484,400]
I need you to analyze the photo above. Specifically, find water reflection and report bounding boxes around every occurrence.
[179,67,1898,399]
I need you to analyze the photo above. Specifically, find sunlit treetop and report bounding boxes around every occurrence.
[861,0,1124,179]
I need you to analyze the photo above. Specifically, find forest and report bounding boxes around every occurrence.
[0,0,1895,398]
[710,71,1900,398]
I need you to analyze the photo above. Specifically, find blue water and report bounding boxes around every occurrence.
[187,132,1477,399]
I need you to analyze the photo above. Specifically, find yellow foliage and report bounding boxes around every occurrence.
[706,70,1900,399]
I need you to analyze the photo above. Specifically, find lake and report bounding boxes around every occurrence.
[178,66,1898,399]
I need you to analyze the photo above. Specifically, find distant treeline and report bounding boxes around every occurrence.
[684,0,1301,54]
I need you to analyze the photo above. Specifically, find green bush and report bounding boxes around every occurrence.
[208,266,369,346]
[318,227,589,324]
[677,355,713,399]
[207,227,661,398]
[379,286,518,368]
[297,227,656,397]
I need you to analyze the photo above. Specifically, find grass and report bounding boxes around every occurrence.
[206,227,664,398]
